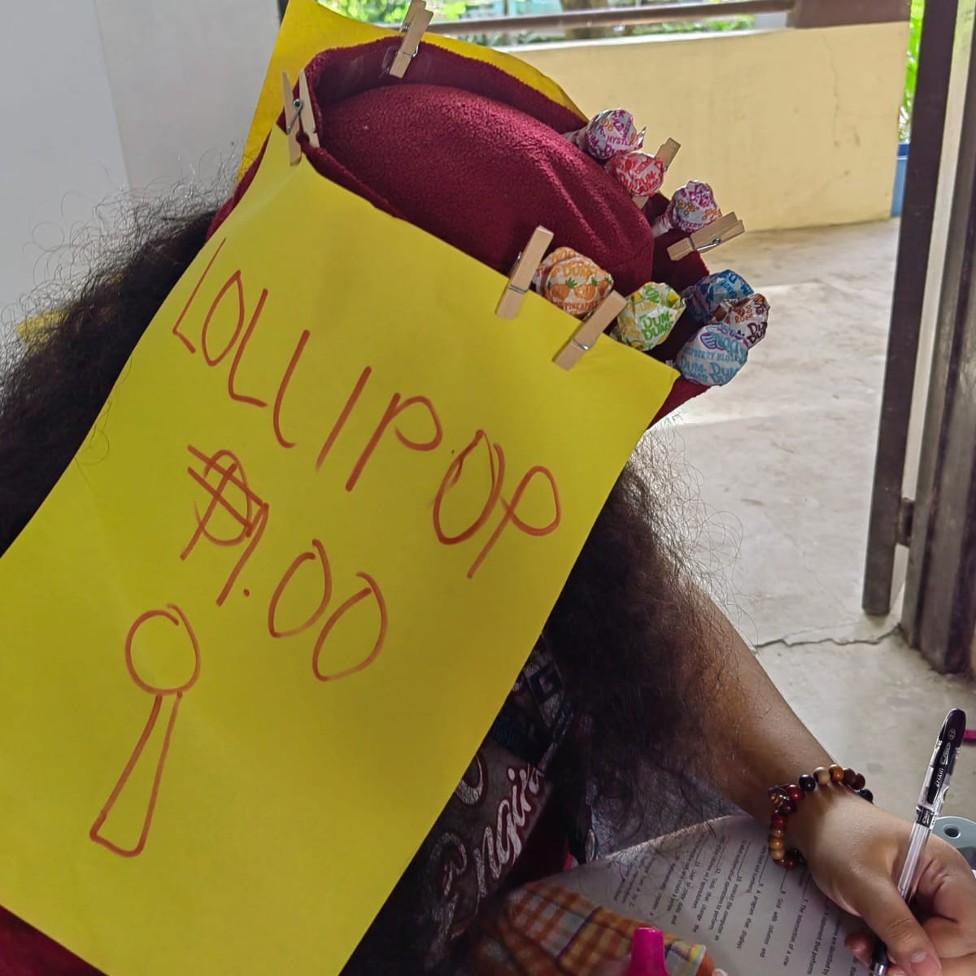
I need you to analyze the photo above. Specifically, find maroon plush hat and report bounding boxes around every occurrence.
[211,37,709,420]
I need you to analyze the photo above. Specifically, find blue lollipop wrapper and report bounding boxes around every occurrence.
[682,270,754,325]
[675,323,749,386]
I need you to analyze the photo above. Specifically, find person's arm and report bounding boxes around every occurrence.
[685,592,976,976]
[689,593,832,821]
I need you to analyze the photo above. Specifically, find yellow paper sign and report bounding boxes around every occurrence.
[0,128,676,974]
[240,0,584,175]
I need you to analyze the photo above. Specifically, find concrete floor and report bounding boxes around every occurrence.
[658,220,976,820]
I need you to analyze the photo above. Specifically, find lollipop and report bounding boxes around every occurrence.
[682,269,755,325]
[532,247,614,318]
[91,604,201,856]
[712,294,770,348]
[606,151,666,207]
[652,180,722,238]
[565,109,644,161]
[612,282,685,351]
[675,323,749,387]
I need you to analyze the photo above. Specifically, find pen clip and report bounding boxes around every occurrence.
[924,708,967,809]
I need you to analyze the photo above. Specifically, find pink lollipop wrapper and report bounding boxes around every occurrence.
[712,294,770,348]
[565,108,644,161]
[652,180,722,237]
[606,151,666,199]
[532,246,614,318]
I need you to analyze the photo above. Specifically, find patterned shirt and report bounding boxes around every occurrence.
[384,640,594,970]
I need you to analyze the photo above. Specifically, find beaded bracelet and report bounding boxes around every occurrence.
[767,764,874,870]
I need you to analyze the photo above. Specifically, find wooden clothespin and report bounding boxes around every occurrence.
[667,212,745,262]
[402,0,427,23]
[633,138,681,209]
[298,70,319,149]
[496,226,554,319]
[655,138,681,170]
[553,291,627,371]
[389,0,433,79]
[281,71,303,166]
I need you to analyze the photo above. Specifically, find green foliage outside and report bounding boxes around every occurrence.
[324,0,465,27]
[323,0,754,43]
[901,0,924,142]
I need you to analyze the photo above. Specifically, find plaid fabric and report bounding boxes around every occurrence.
[468,881,715,975]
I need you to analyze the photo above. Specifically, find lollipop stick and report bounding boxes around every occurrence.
[89,693,183,857]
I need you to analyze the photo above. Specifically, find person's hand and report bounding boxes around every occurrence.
[791,789,976,976]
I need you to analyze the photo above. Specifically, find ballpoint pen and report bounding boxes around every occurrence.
[870,708,967,975]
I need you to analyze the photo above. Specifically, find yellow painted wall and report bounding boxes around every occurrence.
[513,23,908,231]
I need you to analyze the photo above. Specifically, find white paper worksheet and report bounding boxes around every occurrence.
[558,817,861,975]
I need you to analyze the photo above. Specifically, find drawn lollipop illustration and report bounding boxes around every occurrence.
[89,604,200,857]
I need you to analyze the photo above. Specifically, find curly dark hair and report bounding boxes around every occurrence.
[0,201,724,974]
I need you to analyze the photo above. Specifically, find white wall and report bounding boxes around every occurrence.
[516,22,907,232]
[93,0,280,192]
[0,1,127,316]
[0,0,279,317]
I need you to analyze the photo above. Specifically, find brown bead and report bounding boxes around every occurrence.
[769,828,785,840]
[813,766,830,786]
[769,838,785,853]
[769,847,785,862]
[852,772,866,791]
[843,768,857,788]
[829,764,845,783]
[771,793,790,812]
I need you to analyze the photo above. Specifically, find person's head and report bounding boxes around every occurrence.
[0,204,717,970]
[0,42,722,970]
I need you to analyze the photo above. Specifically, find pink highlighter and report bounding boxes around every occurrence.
[627,927,668,976]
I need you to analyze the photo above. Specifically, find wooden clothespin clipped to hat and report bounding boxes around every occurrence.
[389,0,433,79]
[496,226,555,319]
[281,70,319,164]
[631,138,681,209]
[298,70,319,149]
[667,212,745,262]
[553,291,627,370]
[281,71,303,165]
[655,138,681,170]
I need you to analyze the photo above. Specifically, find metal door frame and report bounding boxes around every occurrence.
[863,0,976,673]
